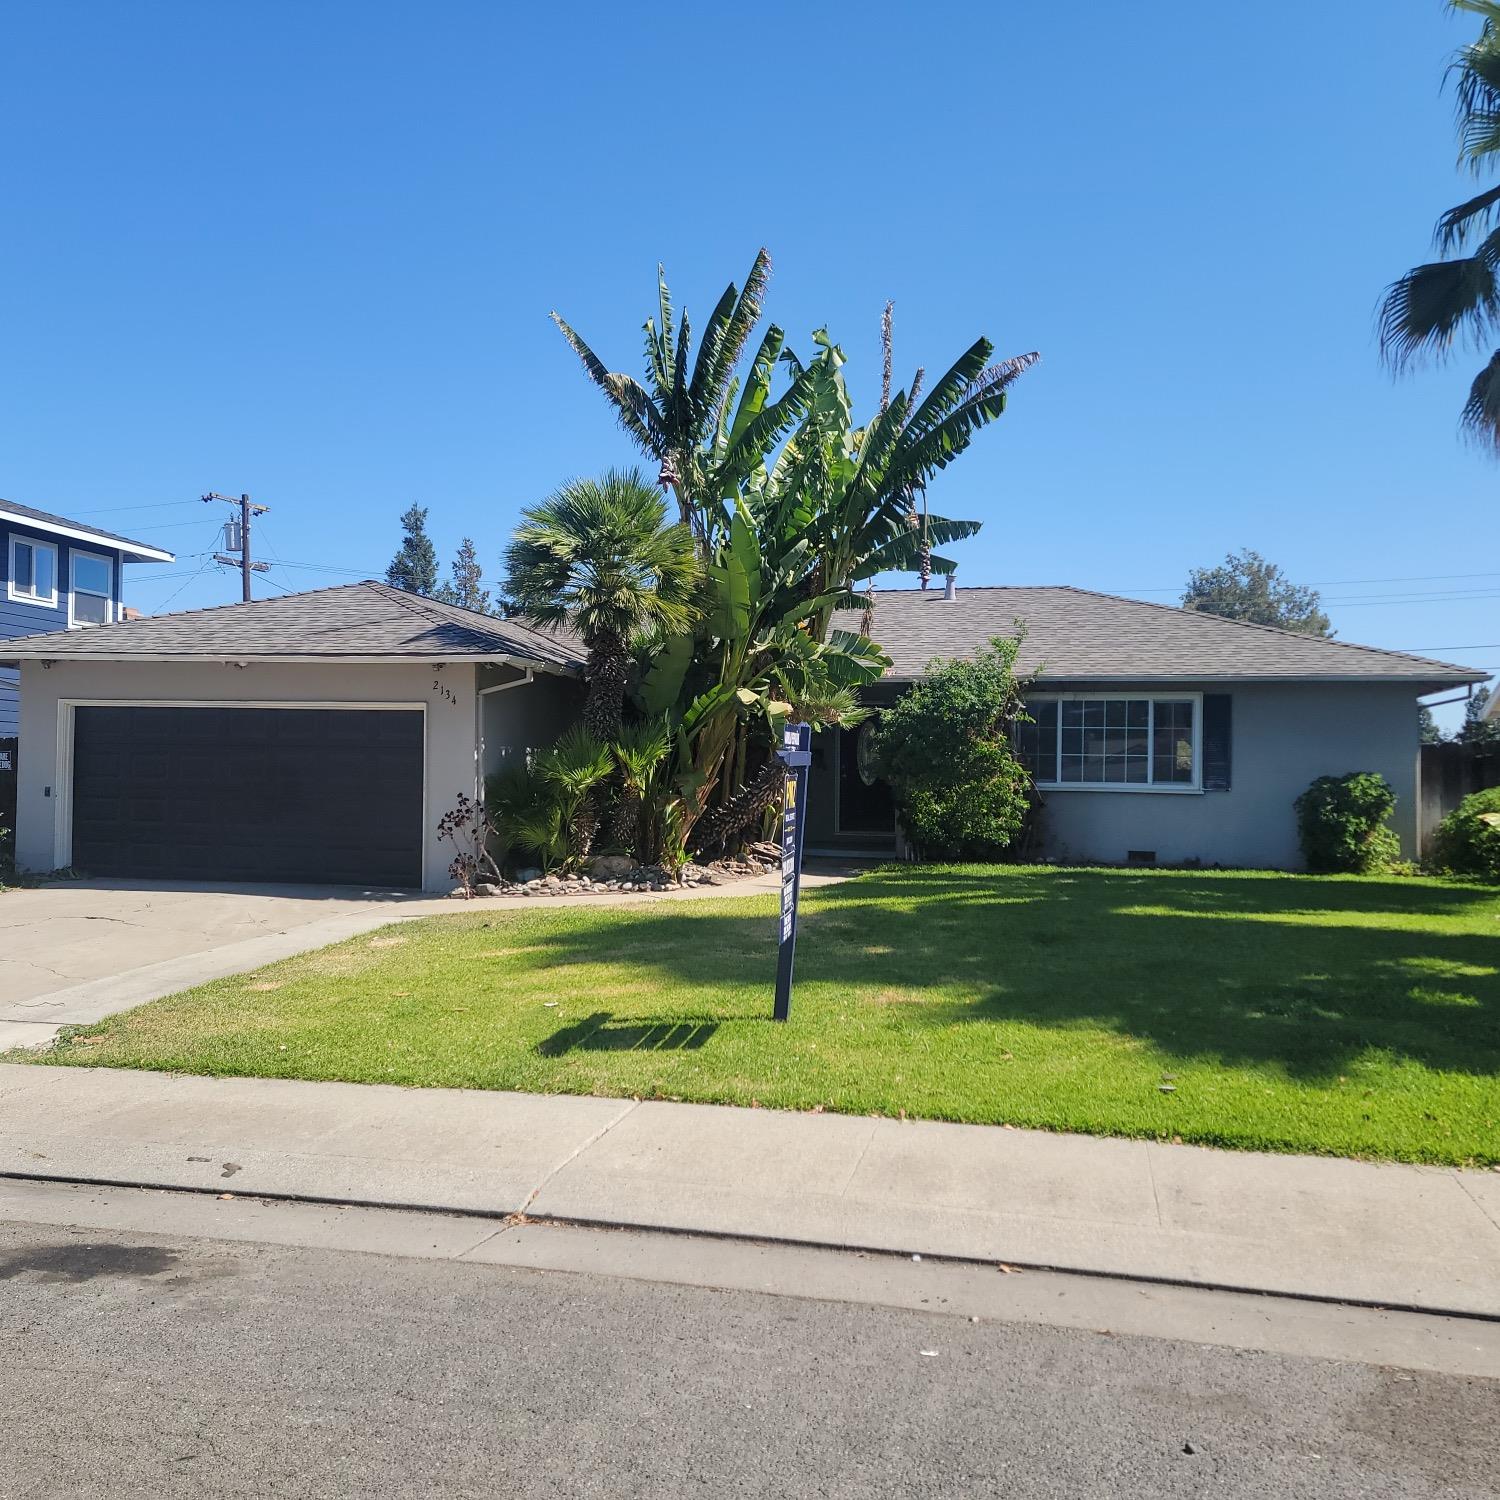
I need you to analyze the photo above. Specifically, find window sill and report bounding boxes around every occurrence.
[1035,783,1204,796]
[6,590,59,609]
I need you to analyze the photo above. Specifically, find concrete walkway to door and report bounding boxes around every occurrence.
[0,870,849,1049]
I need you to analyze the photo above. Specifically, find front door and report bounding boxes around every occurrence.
[835,722,895,835]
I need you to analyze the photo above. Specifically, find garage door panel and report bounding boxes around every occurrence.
[71,706,424,887]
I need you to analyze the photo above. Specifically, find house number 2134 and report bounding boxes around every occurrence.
[432,680,457,705]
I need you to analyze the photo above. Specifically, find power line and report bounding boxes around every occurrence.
[1398,642,1500,652]
[70,501,205,517]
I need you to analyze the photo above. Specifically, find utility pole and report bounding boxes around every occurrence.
[202,492,270,602]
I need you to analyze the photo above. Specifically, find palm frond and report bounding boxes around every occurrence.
[902,338,993,439]
[552,312,667,455]
[1379,255,1500,367]
[1460,347,1500,448]
[1436,183,1500,251]
[702,248,772,425]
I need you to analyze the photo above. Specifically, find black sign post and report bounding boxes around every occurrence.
[773,722,812,1022]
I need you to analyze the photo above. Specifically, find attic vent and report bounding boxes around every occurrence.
[1126,849,1156,865]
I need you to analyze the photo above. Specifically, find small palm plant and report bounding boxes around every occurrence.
[504,470,700,740]
[610,718,672,857]
[537,727,614,864]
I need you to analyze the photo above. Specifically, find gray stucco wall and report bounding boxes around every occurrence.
[1034,681,1422,868]
[477,666,583,781]
[14,659,483,892]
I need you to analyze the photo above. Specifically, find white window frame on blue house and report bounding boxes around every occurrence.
[68,548,115,628]
[8,534,59,608]
[1021,691,1203,794]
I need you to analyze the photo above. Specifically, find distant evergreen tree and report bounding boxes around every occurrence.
[385,505,438,596]
[1419,704,1443,744]
[1458,684,1499,745]
[1181,549,1332,636]
[433,536,494,614]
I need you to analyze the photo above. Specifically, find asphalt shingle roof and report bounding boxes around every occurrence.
[0,498,175,561]
[830,585,1484,686]
[0,580,586,671]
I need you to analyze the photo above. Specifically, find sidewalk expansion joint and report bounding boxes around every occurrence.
[520,1099,640,1214]
[1,1165,1496,1327]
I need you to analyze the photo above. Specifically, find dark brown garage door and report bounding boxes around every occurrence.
[71,706,424,887]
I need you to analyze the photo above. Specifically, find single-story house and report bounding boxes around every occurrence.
[5,582,583,890]
[0,499,175,738]
[2,577,1483,889]
[805,583,1486,868]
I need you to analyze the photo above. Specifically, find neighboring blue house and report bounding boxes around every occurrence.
[0,500,174,737]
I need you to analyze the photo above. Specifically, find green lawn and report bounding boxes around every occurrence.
[17,866,1500,1165]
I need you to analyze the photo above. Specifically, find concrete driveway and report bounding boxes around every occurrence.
[0,880,440,1047]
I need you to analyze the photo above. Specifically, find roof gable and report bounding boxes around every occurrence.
[830,586,1483,687]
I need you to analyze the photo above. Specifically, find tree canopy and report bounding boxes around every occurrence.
[433,536,494,614]
[386,505,438,596]
[1181,549,1332,636]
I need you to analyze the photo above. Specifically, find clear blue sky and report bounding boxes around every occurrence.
[2,3,1493,723]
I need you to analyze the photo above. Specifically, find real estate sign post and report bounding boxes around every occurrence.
[773,722,812,1022]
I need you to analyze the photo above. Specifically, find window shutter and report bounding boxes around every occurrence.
[1202,694,1232,791]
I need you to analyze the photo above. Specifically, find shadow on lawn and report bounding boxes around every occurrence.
[522,869,1500,1082]
[537,1011,720,1057]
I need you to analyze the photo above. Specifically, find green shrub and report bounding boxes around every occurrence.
[875,636,1034,860]
[1294,772,1401,873]
[1430,785,1500,881]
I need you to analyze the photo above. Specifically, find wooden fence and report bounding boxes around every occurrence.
[1419,741,1500,856]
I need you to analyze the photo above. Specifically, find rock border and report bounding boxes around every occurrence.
[453,855,776,900]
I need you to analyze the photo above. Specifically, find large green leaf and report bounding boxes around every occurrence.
[638,631,695,717]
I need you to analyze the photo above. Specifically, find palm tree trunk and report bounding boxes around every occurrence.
[583,637,627,741]
[689,756,785,856]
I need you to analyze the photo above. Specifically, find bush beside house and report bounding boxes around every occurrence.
[875,636,1034,860]
[1294,772,1402,873]
[1430,786,1500,882]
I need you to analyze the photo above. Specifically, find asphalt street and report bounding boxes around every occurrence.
[1,1199,1498,1498]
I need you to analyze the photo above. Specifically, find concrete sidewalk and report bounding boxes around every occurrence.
[2,1062,1497,1317]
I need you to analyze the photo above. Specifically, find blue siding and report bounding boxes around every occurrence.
[0,667,16,737]
[2,520,131,737]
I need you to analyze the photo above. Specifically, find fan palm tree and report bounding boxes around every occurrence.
[1381,0,1500,449]
[505,469,700,739]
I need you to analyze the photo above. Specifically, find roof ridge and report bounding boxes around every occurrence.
[57,578,374,636]
[1050,584,1477,674]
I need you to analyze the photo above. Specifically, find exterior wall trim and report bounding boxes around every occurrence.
[0,507,174,562]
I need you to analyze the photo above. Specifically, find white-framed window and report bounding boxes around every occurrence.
[7,534,58,607]
[1015,693,1202,791]
[69,549,114,627]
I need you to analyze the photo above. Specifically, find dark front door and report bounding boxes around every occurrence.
[71,706,424,887]
[836,722,896,836]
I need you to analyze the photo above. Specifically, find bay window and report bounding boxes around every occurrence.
[1015,694,1201,790]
